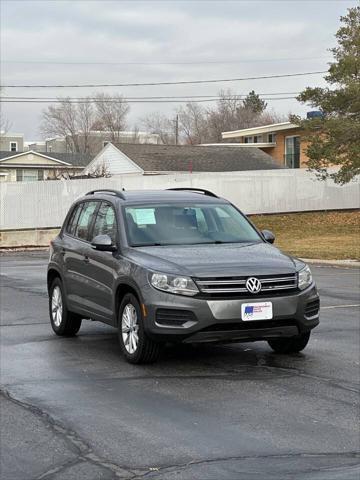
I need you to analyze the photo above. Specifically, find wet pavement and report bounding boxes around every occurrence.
[0,251,359,479]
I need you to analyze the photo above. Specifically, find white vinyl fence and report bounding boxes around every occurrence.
[0,169,359,230]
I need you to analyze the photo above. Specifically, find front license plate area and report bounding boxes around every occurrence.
[241,302,273,321]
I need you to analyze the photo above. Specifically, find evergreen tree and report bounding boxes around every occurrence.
[294,6,360,183]
[243,90,267,114]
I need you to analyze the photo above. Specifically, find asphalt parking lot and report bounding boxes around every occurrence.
[0,251,359,480]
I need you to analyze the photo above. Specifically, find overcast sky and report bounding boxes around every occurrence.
[0,0,357,140]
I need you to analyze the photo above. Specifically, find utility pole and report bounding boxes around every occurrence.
[175,114,179,145]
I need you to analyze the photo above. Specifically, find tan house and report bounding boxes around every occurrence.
[0,150,92,182]
[221,122,309,169]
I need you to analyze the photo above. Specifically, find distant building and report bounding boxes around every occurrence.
[0,132,24,153]
[81,142,283,177]
[44,131,162,155]
[44,137,67,153]
[221,122,310,169]
[24,141,46,152]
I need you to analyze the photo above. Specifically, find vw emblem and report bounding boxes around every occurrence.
[246,277,262,294]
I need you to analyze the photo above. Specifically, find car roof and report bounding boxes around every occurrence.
[78,189,228,205]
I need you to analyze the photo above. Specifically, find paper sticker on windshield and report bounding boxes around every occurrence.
[135,209,156,225]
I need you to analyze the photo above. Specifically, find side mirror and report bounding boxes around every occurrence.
[262,229,275,244]
[91,234,117,252]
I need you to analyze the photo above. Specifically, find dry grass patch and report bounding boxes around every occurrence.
[250,210,360,260]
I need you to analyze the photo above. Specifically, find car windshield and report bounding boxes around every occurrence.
[124,203,262,247]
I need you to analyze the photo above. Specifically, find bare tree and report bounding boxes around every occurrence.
[89,161,112,178]
[140,112,174,144]
[41,98,94,153]
[41,94,130,153]
[139,89,283,146]
[46,167,75,180]
[77,101,95,153]
[205,90,254,141]
[206,90,286,142]
[0,88,12,134]
[131,124,141,144]
[0,116,11,135]
[94,93,129,143]
[46,161,111,180]
[177,102,209,144]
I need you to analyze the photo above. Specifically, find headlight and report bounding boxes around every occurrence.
[150,272,199,296]
[298,265,313,290]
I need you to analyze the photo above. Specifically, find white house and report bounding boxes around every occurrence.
[81,143,144,176]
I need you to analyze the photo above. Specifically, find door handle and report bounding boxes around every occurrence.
[83,256,90,264]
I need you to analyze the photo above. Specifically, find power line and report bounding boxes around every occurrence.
[1,70,326,88]
[1,56,330,66]
[0,96,298,104]
[1,92,301,100]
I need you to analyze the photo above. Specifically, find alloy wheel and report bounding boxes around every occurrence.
[51,286,63,327]
[121,304,139,354]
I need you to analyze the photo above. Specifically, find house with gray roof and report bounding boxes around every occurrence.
[0,150,92,182]
[0,141,283,183]
[82,142,283,177]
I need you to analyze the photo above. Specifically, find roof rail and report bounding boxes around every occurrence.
[85,189,126,199]
[167,187,218,198]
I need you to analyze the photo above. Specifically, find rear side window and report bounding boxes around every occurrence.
[74,202,98,241]
[66,204,83,235]
[92,202,117,243]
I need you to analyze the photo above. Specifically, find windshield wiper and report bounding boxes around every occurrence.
[188,240,237,245]
[131,240,253,247]
[131,242,164,247]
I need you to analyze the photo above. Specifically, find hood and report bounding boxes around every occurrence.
[125,242,304,277]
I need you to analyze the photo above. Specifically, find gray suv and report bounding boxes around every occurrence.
[48,188,320,363]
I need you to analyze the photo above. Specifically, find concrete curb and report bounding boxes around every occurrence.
[301,258,360,268]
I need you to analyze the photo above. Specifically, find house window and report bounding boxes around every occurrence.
[103,141,109,147]
[10,142,17,152]
[16,169,44,182]
[284,136,301,168]
[244,135,262,144]
[268,133,276,143]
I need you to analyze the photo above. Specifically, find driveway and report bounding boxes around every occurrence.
[0,251,359,479]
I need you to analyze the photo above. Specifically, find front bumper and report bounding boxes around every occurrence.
[141,283,320,344]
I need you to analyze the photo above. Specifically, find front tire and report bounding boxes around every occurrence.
[49,278,82,336]
[118,293,161,364]
[268,331,311,354]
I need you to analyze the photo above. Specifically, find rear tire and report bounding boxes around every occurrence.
[49,278,82,336]
[118,293,161,364]
[268,331,311,354]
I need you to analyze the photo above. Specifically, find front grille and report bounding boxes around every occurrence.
[201,319,298,332]
[195,273,298,298]
[156,309,197,327]
[305,298,320,318]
